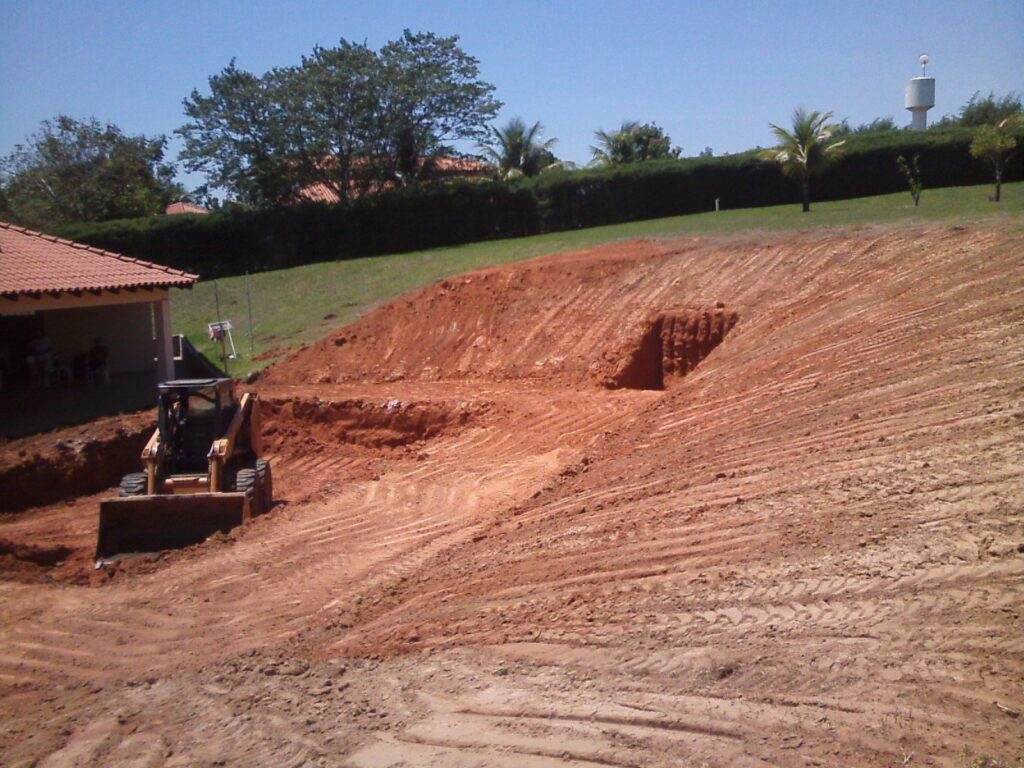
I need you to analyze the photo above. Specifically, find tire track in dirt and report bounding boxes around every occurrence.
[2,226,1023,766]
[0,389,648,692]
[312,227,1023,765]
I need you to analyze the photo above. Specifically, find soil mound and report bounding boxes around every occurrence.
[0,413,153,513]
[261,240,675,386]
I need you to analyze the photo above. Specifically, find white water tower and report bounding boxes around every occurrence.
[905,54,935,130]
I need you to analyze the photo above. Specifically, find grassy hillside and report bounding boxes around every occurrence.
[172,181,1024,377]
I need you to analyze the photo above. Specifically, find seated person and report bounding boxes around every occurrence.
[25,331,53,387]
[85,337,110,383]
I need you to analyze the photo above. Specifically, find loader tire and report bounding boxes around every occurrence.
[234,468,262,516]
[256,459,273,512]
[119,472,148,497]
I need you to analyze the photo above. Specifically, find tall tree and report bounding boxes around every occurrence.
[177,61,294,205]
[590,121,681,166]
[760,108,845,212]
[970,113,1022,202]
[479,117,559,178]
[0,115,180,228]
[177,32,501,203]
[290,41,384,201]
[376,30,502,185]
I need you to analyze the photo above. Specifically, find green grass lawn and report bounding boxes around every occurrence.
[172,181,1024,377]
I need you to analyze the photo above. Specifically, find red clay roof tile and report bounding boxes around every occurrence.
[0,221,198,298]
[165,202,209,215]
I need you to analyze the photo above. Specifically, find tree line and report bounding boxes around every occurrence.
[1,28,1021,230]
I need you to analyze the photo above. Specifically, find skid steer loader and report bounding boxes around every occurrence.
[95,378,272,564]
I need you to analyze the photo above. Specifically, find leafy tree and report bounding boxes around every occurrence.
[177,32,500,204]
[479,117,559,178]
[376,31,501,185]
[177,61,297,205]
[591,121,681,165]
[945,91,1023,128]
[862,117,898,133]
[759,108,845,212]
[289,41,385,200]
[969,113,1022,202]
[896,154,922,206]
[0,115,180,228]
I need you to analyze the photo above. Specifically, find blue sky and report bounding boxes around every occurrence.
[2,0,1021,190]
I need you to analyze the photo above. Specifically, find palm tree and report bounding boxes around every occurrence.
[479,118,559,179]
[760,108,845,212]
[591,121,681,166]
[590,121,641,165]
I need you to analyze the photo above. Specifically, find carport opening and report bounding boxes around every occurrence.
[606,304,738,391]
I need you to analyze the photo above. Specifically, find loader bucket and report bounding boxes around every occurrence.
[96,492,251,563]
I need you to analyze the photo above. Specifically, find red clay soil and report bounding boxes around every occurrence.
[1,225,1023,768]
[0,411,154,513]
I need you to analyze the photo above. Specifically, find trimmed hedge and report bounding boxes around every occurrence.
[60,183,540,278]
[817,127,1008,200]
[528,154,790,230]
[58,127,1022,279]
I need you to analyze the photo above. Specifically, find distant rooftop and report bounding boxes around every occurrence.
[165,201,209,216]
[297,155,494,204]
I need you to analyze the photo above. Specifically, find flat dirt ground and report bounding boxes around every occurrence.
[1,225,1022,767]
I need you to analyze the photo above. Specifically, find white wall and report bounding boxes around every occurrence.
[44,302,158,375]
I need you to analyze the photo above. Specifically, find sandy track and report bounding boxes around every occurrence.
[1,225,1022,767]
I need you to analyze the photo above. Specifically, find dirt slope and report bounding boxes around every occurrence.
[1,225,1022,767]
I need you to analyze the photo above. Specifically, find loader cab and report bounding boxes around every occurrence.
[157,379,237,474]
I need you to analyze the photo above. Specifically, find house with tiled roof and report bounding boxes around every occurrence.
[0,222,198,434]
[165,201,209,216]
[297,155,495,204]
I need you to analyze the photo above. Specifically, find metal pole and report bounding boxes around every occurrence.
[220,334,230,377]
[213,279,223,324]
[212,280,228,375]
[245,272,255,357]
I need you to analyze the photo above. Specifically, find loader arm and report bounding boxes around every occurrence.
[140,427,163,495]
[208,392,258,492]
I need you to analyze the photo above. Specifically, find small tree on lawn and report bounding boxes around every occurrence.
[896,154,922,207]
[759,108,844,212]
[970,114,1021,202]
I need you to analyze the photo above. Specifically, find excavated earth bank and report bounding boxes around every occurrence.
[261,396,487,454]
[604,304,739,390]
[0,412,154,513]
[1,226,1023,767]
